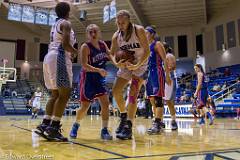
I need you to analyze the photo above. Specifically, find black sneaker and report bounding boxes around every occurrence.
[44,124,68,142]
[34,123,48,139]
[116,113,127,134]
[101,128,113,140]
[116,120,132,140]
[159,121,166,128]
[147,119,161,135]
[171,120,178,130]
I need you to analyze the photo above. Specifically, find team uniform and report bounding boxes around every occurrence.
[43,18,76,90]
[196,73,208,109]
[80,41,109,102]
[116,24,148,81]
[146,40,165,98]
[32,92,42,109]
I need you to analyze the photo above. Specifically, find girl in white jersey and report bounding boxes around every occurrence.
[35,2,78,142]
[31,87,42,119]
[110,10,150,140]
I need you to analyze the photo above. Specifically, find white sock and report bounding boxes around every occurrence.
[52,116,61,121]
[43,115,51,120]
[171,115,176,121]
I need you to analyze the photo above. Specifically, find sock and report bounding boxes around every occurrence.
[52,116,61,122]
[171,115,176,121]
[102,120,108,129]
[43,115,51,120]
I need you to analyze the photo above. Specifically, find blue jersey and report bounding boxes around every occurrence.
[86,41,109,70]
[148,41,163,69]
[80,41,109,102]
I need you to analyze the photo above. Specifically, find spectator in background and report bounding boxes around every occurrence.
[180,91,190,103]
[11,89,17,97]
[221,81,228,90]
[212,83,221,92]
[224,68,231,76]
[137,98,145,117]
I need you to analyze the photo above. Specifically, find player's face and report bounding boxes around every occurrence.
[145,31,152,41]
[116,16,129,31]
[194,66,199,73]
[88,28,99,40]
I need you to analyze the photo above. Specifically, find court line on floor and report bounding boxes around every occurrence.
[11,124,130,159]
[97,147,240,160]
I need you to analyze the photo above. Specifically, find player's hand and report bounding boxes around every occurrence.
[98,68,108,77]
[125,61,140,70]
[115,59,126,69]
[166,75,172,85]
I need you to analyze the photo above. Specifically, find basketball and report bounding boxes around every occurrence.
[115,50,135,63]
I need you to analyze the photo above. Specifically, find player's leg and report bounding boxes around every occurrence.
[112,73,130,134]
[116,75,144,139]
[98,95,113,140]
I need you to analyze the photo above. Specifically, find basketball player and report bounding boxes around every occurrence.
[34,2,78,141]
[110,10,150,139]
[163,42,178,130]
[194,64,213,125]
[145,26,171,134]
[69,24,112,140]
[31,87,42,119]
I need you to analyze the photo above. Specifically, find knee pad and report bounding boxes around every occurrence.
[155,97,163,108]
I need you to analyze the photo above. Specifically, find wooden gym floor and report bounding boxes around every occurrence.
[0,116,239,160]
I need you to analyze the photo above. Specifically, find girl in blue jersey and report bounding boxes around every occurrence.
[194,64,213,125]
[69,24,112,140]
[145,26,171,134]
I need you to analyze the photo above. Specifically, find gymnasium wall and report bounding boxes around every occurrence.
[200,0,240,70]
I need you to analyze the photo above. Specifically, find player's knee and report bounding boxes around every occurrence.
[155,97,163,108]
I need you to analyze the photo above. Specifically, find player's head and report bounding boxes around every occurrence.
[86,24,101,41]
[162,42,173,54]
[194,64,204,73]
[116,10,131,31]
[145,26,156,41]
[55,2,70,19]
[36,87,41,92]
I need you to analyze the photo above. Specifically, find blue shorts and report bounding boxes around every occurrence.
[196,88,208,109]
[80,71,107,102]
[146,67,165,97]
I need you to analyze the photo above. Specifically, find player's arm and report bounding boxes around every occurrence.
[155,41,171,85]
[102,41,114,63]
[61,21,78,55]
[80,43,107,77]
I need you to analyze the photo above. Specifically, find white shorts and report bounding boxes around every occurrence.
[117,62,148,81]
[43,49,72,90]
[164,78,177,101]
[32,100,41,109]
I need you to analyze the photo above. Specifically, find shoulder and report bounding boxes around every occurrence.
[60,20,72,29]
[135,25,145,35]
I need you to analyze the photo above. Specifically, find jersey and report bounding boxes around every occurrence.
[117,24,145,63]
[48,18,76,56]
[34,92,42,101]
[80,41,109,102]
[85,41,109,69]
